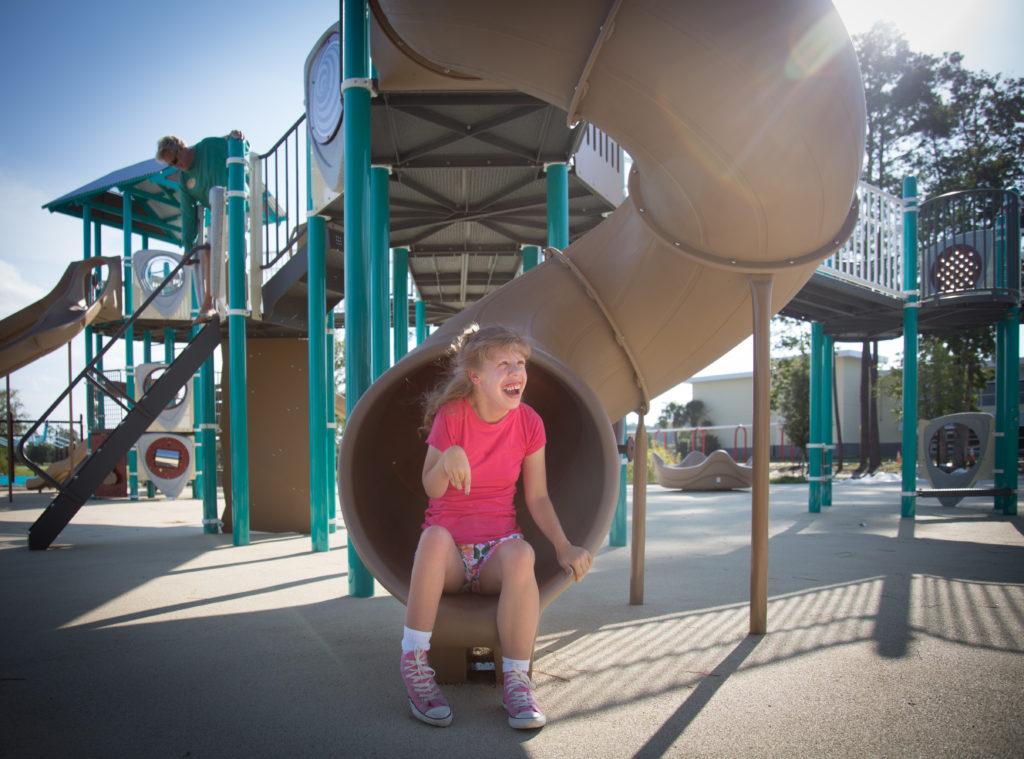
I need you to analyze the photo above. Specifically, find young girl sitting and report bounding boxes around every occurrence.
[400,325,593,729]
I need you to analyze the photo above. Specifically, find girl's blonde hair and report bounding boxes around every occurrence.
[421,324,531,434]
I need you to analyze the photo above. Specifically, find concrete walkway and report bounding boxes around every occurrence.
[1,479,1021,758]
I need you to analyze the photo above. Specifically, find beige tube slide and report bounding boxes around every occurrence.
[0,257,122,379]
[339,0,866,679]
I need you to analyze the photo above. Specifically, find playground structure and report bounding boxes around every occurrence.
[782,182,1021,516]
[651,449,753,492]
[1,0,1018,680]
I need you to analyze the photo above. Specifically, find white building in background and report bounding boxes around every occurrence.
[683,350,901,461]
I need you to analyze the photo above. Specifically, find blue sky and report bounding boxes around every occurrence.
[2,1,1023,420]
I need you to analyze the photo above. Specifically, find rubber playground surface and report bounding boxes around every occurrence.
[1,478,1021,758]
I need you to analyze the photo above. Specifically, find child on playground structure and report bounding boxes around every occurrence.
[156,131,245,324]
[401,324,593,729]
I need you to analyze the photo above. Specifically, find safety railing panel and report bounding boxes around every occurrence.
[819,181,904,296]
[917,188,1020,304]
[252,114,311,288]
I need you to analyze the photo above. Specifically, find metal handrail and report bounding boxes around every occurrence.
[16,247,205,492]
[257,114,308,278]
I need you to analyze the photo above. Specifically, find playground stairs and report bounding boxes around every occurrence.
[259,224,345,332]
[26,317,221,550]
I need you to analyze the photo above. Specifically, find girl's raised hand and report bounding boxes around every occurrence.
[441,445,472,495]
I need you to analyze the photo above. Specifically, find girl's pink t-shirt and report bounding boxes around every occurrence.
[424,397,546,544]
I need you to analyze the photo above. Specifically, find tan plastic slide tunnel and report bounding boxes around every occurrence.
[0,257,122,379]
[339,0,867,680]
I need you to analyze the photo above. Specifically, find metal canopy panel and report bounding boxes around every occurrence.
[317,89,618,323]
[44,158,183,244]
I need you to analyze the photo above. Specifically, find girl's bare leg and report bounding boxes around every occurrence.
[478,539,539,660]
[196,248,217,322]
[405,525,464,632]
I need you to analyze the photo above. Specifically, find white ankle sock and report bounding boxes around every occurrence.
[502,657,531,674]
[402,626,432,654]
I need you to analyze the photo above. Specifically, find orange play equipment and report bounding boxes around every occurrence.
[339,0,866,680]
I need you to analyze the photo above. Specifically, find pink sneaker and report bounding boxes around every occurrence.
[502,669,546,729]
[400,649,452,727]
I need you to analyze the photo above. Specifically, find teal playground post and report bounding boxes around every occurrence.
[996,306,1020,515]
[808,321,823,512]
[199,346,218,533]
[227,134,250,545]
[522,244,539,272]
[900,177,919,519]
[822,333,834,506]
[122,192,138,501]
[327,313,338,534]
[609,418,627,547]
[415,300,427,345]
[308,215,329,551]
[82,206,95,454]
[371,166,391,379]
[344,0,375,597]
[546,163,569,250]
[393,248,409,360]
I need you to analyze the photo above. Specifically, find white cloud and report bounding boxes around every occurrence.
[0,259,45,316]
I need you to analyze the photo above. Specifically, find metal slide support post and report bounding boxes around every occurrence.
[415,300,426,345]
[200,353,218,533]
[122,192,138,501]
[327,311,338,534]
[546,163,569,250]
[371,166,390,379]
[609,418,627,547]
[1006,307,1019,515]
[901,177,920,519]
[808,322,823,513]
[522,244,539,272]
[344,0,375,596]
[82,206,95,449]
[823,333,835,506]
[93,225,106,434]
[143,333,156,498]
[999,307,1019,515]
[393,248,409,361]
[749,275,773,635]
[308,215,329,551]
[995,318,1007,510]
[227,135,250,545]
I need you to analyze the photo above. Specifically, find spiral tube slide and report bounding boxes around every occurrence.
[339,0,866,675]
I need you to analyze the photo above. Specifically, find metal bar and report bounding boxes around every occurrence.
[371,167,390,379]
[809,322,823,513]
[901,177,920,519]
[749,274,773,636]
[227,135,250,546]
[308,215,329,552]
[344,0,376,597]
[546,162,569,250]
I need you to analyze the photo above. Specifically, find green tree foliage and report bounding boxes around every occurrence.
[1,387,27,474]
[769,319,811,469]
[881,331,995,421]
[854,21,1024,195]
[855,22,939,194]
[915,54,1024,194]
[656,400,711,429]
[656,400,716,457]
